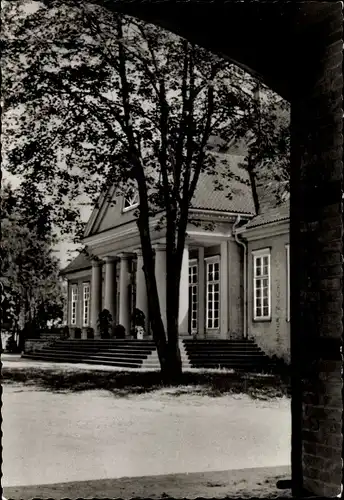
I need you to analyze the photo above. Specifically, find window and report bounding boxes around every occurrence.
[206,258,220,329]
[286,244,290,322]
[82,283,90,327]
[188,262,198,332]
[123,189,139,212]
[253,249,271,320]
[71,285,79,325]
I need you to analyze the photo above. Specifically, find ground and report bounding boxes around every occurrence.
[2,357,292,499]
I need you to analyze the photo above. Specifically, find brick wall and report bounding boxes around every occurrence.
[290,3,343,496]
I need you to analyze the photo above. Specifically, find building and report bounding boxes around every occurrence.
[61,151,290,363]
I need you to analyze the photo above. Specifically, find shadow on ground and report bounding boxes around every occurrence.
[1,366,290,399]
[4,465,292,499]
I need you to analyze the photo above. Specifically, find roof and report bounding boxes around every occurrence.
[191,153,255,214]
[244,199,289,229]
[85,151,257,237]
[60,252,92,275]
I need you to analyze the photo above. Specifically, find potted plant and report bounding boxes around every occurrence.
[113,324,126,339]
[133,308,146,340]
[86,327,94,339]
[74,327,82,339]
[97,309,113,339]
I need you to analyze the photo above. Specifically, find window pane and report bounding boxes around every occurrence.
[263,306,269,317]
[214,319,219,328]
[255,279,261,289]
[263,278,268,288]
[263,256,269,267]
[263,297,269,307]
[263,265,269,276]
[256,265,261,277]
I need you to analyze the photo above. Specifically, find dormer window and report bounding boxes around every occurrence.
[123,189,139,212]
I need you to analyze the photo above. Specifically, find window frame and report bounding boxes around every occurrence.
[122,189,139,213]
[188,259,198,333]
[205,256,220,330]
[70,285,79,326]
[252,248,271,321]
[286,244,290,322]
[82,282,90,327]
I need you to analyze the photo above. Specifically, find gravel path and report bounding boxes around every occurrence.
[2,384,290,489]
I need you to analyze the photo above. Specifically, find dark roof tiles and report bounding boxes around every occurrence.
[244,200,290,229]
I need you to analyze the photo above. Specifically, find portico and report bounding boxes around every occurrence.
[68,225,242,341]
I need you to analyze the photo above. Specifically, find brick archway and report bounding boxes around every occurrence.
[104,2,343,496]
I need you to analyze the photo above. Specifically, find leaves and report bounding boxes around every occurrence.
[3,0,290,238]
[1,181,65,330]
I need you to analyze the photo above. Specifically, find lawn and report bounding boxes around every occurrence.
[2,365,291,498]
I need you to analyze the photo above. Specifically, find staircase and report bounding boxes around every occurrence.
[141,340,191,369]
[23,338,273,372]
[22,339,156,368]
[183,338,273,372]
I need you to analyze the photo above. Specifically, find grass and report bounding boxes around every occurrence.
[1,366,290,400]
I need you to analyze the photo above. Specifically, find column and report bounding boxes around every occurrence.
[91,259,103,336]
[154,243,167,330]
[220,241,228,338]
[118,253,131,335]
[135,249,149,334]
[178,246,189,335]
[197,247,205,338]
[103,256,117,327]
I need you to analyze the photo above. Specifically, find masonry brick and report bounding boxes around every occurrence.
[303,431,343,450]
[290,5,343,489]
[305,465,342,486]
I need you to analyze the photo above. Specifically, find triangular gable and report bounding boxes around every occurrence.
[83,187,112,238]
[84,185,138,237]
[83,151,256,239]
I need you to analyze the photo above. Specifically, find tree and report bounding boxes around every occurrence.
[0,182,65,341]
[2,0,290,380]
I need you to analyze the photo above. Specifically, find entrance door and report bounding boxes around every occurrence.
[188,263,198,335]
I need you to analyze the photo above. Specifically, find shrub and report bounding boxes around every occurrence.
[97,309,113,339]
[5,334,19,353]
[86,327,94,339]
[60,325,70,339]
[74,328,82,339]
[114,324,126,339]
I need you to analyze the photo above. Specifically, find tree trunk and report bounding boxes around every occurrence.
[136,216,169,375]
[165,252,183,383]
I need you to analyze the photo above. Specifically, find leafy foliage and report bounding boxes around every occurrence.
[2,0,290,377]
[1,182,65,333]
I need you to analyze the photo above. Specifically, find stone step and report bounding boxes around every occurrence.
[22,353,142,368]
[188,352,265,358]
[87,354,147,362]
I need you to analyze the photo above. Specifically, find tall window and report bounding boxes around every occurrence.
[206,258,220,329]
[82,283,90,327]
[188,262,198,332]
[71,285,79,325]
[286,244,290,322]
[123,189,139,212]
[253,249,271,320]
